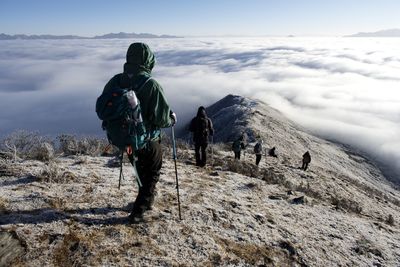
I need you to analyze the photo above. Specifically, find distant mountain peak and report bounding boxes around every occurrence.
[346,29,400,37]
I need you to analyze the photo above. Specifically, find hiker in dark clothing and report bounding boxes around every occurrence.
[232,136,245,160]
[254,140,263,166]
[268,146,278,158]
[103,43,176,223]
[189,106,214,167]
[302,151,311,171]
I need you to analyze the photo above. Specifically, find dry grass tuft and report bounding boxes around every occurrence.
[46,197,66,210]
[225,159,260,178]
[37,161,77,183]
[0,160,24,177]
[0,197,9,213]
[213,236,305,266]
[53,231,91,267]
[331,195,363,214]
[352,237,384,259]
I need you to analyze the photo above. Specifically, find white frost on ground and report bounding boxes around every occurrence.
[1,96,400,266]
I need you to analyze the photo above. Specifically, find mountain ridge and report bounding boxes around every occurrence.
[0,32,181,40]
[181,94,399,185]
[346,28,400,37]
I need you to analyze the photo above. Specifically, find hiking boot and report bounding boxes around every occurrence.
[128,212,144,224]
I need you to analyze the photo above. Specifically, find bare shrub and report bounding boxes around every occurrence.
[37,161,61,183]
[31,142,54,161]
[0,130,54,161]
[57,135,108,156]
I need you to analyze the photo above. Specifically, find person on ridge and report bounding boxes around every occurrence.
[254,140,263,166]
[302,151,311,171]
[103,43,176,223]
[189,106,214,167]
[232,135,245,160]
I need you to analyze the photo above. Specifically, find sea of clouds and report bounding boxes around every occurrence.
[0,37,399,182]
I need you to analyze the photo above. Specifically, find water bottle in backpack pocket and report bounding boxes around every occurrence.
[96,77,151,153]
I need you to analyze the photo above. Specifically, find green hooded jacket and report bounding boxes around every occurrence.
[103,43,172,130]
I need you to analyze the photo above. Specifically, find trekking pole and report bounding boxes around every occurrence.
[118,151,124,190]
[211,136,214,166]
[171,126,182,220]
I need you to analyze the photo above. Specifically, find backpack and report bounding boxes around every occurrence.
[254,142,262,154]
[232,140,242,152]
[95,75,152,152]
[198,117,209,138]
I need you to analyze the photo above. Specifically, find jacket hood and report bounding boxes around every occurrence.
[124,43,155,74]
[197,106,207,118]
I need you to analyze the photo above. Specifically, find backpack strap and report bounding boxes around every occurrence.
[126,74,152,93]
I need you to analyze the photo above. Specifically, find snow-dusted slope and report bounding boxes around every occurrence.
[0,95,399,266]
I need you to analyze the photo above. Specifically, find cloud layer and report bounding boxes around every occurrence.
[0,37,399,181]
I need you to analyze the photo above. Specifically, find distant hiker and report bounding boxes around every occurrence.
[302,151,311,171]
[268,147,278,158]
[189,106,214,167]
[102,43,176,223]
[232,136,245,160]
[254,140,263,166]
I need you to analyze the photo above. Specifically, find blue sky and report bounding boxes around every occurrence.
[1,0,400,36]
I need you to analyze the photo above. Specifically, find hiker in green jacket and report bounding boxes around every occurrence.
[103,43,176,223]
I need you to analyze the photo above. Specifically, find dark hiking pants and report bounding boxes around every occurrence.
[256,154,262,166]
[195,142,208,167]
[302,162,309,171]
[234,151,241,160]
[129,140,162,216]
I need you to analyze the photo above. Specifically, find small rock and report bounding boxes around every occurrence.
[245,182,257,189]
[229,201,239,208]
[209,171,219,177]
[287,190,293,195]
[292,196,305,204]
[269,195,282,200]
[253,213,265,224]
[279,241,296,256]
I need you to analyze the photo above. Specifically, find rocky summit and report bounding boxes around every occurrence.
[0,95,399,266]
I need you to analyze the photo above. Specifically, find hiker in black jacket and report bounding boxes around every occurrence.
[254,140,263,166]
[189,106,214,167]
[302,151,311,171]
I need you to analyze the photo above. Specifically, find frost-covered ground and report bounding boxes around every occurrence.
[1,96,399,266]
